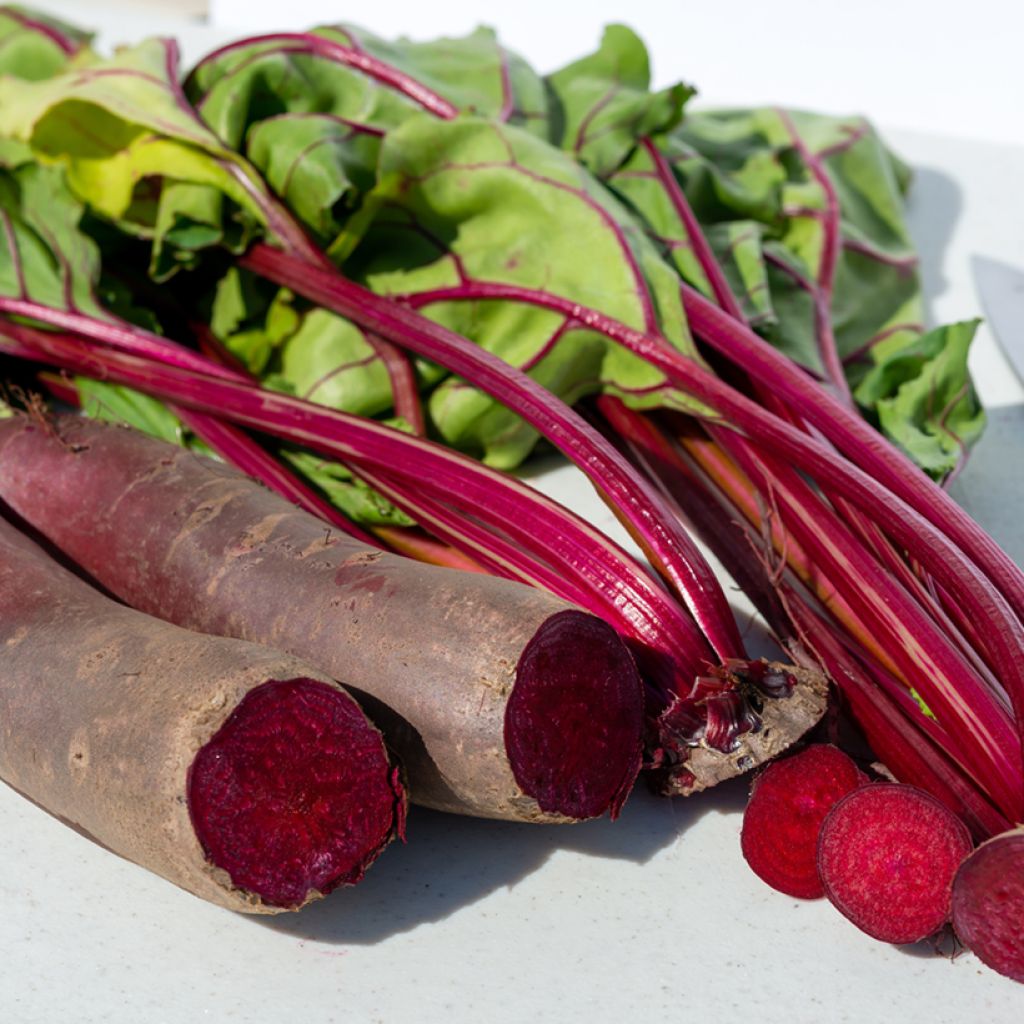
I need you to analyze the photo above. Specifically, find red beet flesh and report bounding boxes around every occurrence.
[818,783,973,944]
[740,744,864,899]
[504,610,644,820]
[951,829,1024,982]
[188,678,403,908]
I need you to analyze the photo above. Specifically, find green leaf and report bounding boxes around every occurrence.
[246,114,381,244]
[348,115,703,467]
[0,160,111,321]
[280,446,413,526]
[546,24,691,179]
[186,24,552,249]
[187,34,417,146]
[75,377,188,445]
[606,106,984,474]
[0,38,274,274]
[205,266,397,418]
[854,320,985,479]
[272,307,395,417]
[0,6,92,81]
[704,221,774,325]
[666,107,926,370]
[606,120,786,318]
[315,24,549,131]
[208,266,300,373]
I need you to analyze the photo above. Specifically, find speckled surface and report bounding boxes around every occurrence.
[3,5,1024,1021]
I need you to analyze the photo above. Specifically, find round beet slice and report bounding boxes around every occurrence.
[504,610,644,820]
[189,677,404,908]
[817,783,973,944]
[740,744,864,899]
[951,828,1024,982]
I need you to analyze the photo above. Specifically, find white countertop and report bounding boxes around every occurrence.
[3,5,1024,1022]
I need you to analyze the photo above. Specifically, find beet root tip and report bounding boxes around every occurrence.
[504,610,645,821]
[188,678,404,908]
[951,828,1024,983]
[817,783,973,944]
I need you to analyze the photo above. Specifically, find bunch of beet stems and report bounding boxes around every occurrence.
[234,244,1024,827]
[3,34,1024,833]
[200,40,1024,837]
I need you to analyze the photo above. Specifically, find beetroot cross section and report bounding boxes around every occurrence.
[504,610,644,820]
[741,743,865,899]
[188,677,403,907]
[951,829,1024,982]
[817,783,972,944]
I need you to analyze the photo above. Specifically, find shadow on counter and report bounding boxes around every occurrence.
[260,773,750,946]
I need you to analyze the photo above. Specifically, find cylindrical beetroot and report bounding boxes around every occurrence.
[0,513,404,912]
[0,416,645,822]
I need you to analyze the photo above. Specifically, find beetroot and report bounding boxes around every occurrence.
[0,513,403,912]
[740,743,864,899]
[951,828,1024,982]
[818,783,973,943]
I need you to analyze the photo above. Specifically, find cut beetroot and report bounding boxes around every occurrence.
[504,610,645,820]
[188,677,404,908]
[951,828,1024,983]
[818,783,973,944]
[740,744,865,899]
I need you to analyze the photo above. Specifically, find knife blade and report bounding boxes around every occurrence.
[972,254,1024,384]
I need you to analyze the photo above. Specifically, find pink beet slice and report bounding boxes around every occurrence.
[740,743,864,899]
[818,783,973,944]
[951,828,1024,983]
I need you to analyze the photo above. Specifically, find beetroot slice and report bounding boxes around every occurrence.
[818,783,973,944]
[740,744,864,899]
[504,610,645,820]
[188,678,403,908]
[951,828,1024,983]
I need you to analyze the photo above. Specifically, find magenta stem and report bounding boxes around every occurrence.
[384,278,1024,646]
[639,137,746,321]
[242,244,747,665]
[718,434,1019,815]
[775,108,851,404]
[786,598,1012,840]
[680,286,1024,630]
[190,32,459,120]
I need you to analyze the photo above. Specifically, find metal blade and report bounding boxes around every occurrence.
[972,254,1024,384]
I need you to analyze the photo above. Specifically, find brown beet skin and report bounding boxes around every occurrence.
[0,417,645,822]
[0,514,403,912]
